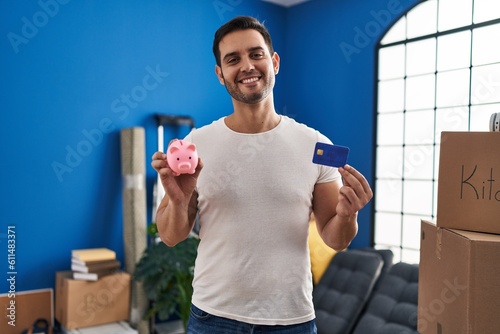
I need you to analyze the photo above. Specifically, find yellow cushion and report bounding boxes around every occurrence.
[308,220,337,285]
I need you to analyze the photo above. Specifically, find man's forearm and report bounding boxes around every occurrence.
[320,213,358,251]
[156,194,198,247]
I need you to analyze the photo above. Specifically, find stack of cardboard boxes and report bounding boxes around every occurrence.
[419,132,500,333]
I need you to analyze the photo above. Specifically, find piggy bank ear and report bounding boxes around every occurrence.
[187,144,196,152]
[168,145,179,154]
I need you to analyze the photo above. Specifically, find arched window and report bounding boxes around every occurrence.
[374,0,500,263]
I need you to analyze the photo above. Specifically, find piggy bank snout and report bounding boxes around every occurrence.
[177,161,193,170]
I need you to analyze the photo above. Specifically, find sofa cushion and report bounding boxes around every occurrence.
[313,250,383,334]
[351,262,419,334]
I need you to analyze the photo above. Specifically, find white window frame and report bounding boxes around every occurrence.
[373,0,500,263]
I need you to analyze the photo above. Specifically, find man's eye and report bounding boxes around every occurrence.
[252,53,264,58]
[227,58,238,64]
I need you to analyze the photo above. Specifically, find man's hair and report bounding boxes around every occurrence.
[213,16,274,67]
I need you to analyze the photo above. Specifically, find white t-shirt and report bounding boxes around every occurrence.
[185,115,340,326]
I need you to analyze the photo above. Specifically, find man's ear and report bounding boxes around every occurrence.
[272,52,280,75]
[215,65,225,85]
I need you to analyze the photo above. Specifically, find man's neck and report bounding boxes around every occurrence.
[225,98,281,134]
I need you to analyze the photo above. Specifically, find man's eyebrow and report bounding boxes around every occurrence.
[223,51,239,61]
[248,46,265,53]
[222,46,266,61]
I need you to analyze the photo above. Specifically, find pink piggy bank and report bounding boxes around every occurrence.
[166,140,198,175]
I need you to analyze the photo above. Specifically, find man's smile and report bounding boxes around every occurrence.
[238,76,261,84]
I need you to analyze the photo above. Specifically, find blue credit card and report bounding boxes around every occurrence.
[312,142,350,168]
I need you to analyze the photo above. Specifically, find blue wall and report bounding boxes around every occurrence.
[0,0,418,293]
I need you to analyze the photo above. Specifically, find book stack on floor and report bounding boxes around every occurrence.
[71,248,120,281]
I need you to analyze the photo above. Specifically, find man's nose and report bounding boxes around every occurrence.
[240,56,255,72]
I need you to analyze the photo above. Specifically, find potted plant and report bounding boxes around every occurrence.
[134,224,199,332]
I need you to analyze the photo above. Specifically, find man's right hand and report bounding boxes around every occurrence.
[151,151,203,206]
[151,150,203,246]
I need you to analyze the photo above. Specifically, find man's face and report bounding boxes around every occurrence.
[215,29,280,105]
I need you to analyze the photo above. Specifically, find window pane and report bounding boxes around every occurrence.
[402,215,422,250]
[471,64,500,105]
[376,146,403,179]
[401,248,421,265]
[437,31,471,71]
[375,179,402,213]
[377,112,404,145]
[403,145,435,180]
[405,109,435,145]
[379,45,405,80]
[436,69,470,108]
[391,248,402,264]
[407,0,437,39]
[474,0,500,24]
[378,79,405,113]
[381,16,406,45]
[438,0,473,31]
[374,212,402,246]
[435,106,470,136]
[472,23,500,66]
[470,104,500,131]
[405,74,435,110]
[406,38,436,76]
[403,180,433,215]
[375,0,500,262]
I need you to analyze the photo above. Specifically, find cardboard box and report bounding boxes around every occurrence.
[0,289,53,334]
[437,132,500,234]
[418,220,500,333]
[56,271,130,330]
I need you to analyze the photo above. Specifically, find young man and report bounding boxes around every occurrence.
[151,16,373,334]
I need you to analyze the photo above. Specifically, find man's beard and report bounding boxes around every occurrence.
[222,72,274,104]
